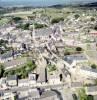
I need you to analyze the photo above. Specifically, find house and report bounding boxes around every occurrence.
[0,91,17,100]
[80,67,97,79]
[6,75,18,87]
[0,50,21,63]
[27,88,40,99]
[28,73,37,81]
[48,74,61,84]
[71,82,83,89]
[18,88,40,100]
[32,28,52,40]
[86,86,97,95]
[64,31,80,38]
[39,90,59,100]
[89,30,97,37]
[18,74,37,87]
[0,78,7,90]
[64,54,88,65]
[4,57,27,70]
[55,42,65,56]
[18,79,29,87]
[61,67,71,78]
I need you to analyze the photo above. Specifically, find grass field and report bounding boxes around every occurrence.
[0,18,9,26]
[3,8,70,19]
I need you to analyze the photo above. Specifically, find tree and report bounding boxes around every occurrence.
[34,23,47,29]
[51,17,64,24]
[16,23,30,30]
[12,17,22,23]
[3,60,37,79]
[94,25,97,30]
[76,47,82,52]
[74,14,80,19]
[91,17,95,21]
[27,61,36,71]
[87,95,94,100]
[78,88,87,100]
[48,64,56,72]
[72,94,78,100]
[91,64,97,69]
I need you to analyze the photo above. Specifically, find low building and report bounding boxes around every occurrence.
[18,79,29,87]
[48,74,61,84]
[80,67,97,79]
[18,88,40,100]
[39,90,59,100]
[18,78,36,87]
[0,91,17,100]
[64,31,79,36]
[71,82,83,89]
[6,75,18,87]
[33,28,52,40]
[28,73,37,84]
[0,78,7,90]
[64,54,88,65]
[86,86,97,95]
[89,30,97,37]
[0,50,21,63]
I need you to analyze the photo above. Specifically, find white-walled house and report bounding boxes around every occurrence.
[48,75,61,84]
[18,79,36,87]
[0,91,16,100]
[86,86,97,95]
[18,79,30,87]
[0,50,21,63]
[80,67,97,79]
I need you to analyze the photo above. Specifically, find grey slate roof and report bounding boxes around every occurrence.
[71,82,83,88]
[7,75,17,81]
[87,86,97,92]
[18,89,40,100]
[28,89,40,99]
[81,67,97,73]
[64,54,87,63]
[39,91,58,100]
[0,50,21,60]
[34,28,52,37]
[18,79,29,84]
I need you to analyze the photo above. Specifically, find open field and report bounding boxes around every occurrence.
[3,10,34,17]
[3,8,71,18]
[0,18,9,26]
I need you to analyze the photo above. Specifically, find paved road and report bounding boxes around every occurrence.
[0,83,65,93]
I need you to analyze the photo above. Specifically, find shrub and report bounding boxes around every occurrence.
[74,14,80,19]
[12,17,22,23]
[91,64,97,69]
[34,23,47,29]
[51,17,64,24]
[76,47,82,52]
[91,17,95,21]
[16,23,30,30]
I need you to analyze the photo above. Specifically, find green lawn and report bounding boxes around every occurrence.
[0,18,9,26]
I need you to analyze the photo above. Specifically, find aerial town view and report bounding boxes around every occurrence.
[1,0,97,100]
